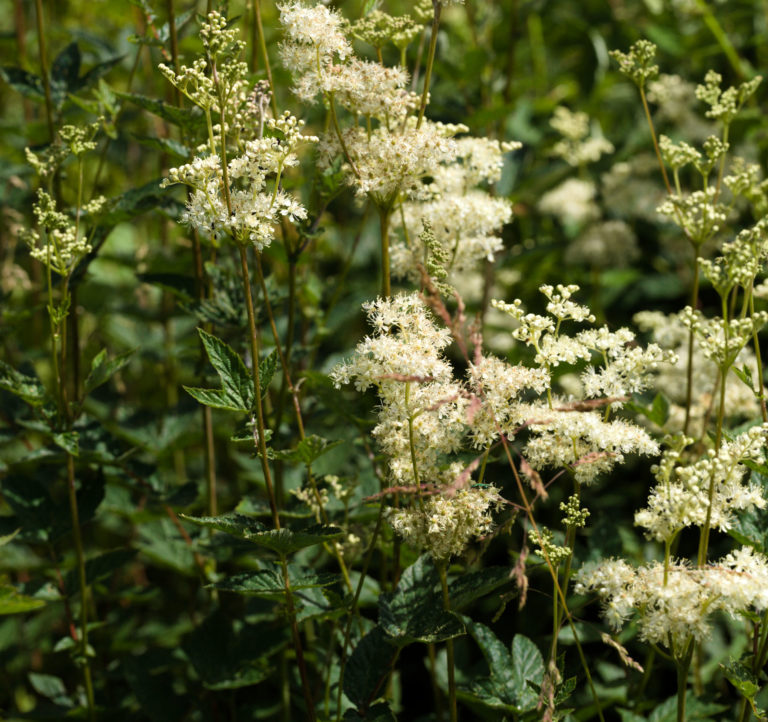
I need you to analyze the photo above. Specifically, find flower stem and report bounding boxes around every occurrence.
[683,247,701,436]
[238,245,281,530]
[379,204,392,299]
[417,1,442,129]
[437,562,457,722]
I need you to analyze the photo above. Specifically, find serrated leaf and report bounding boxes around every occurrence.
[0,585,46,615]
[181,513,343,555]
[182,611,286,691]
[50,42,81,106]
[52,430,79,457]
[511,634,544,711]
[342,703,397,722]
[137,272,196,302]
[721,657,760,699]
[84,348,134,395]
[448,566,510,611]
[462,618,543,712]
[378,556,465,645]
[0,361,50,406]
[64,549,137,596]
[213,563,339,598]
[259,349,279,398]
[197,328,255,411]
[733,365,756,393]
[184,387,241,411]
[132,134,190,160]
[0,66,45,100]
[116,90,205,130]
[343,626,398,709]
[273,434,342,465]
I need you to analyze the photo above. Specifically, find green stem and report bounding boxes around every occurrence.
[34,0,55,141]
[238,246,281,530]
[336,498,387,721]
[683,247,701,436]
[416,1,442,129]
[280,555,316,722]
[639,84,673,196]
[437,562,457,722]
[676,644,694,722]
[67,453,95,720]
[379,205,392,299]
[253,0,278,118]
[748,291,768,422]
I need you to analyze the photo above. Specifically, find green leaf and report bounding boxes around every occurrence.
[511,634,545,711]
[0,529,20,547]
[123,654,186,722]
[733,365,756,393]
[181,513,344,555]
[647,393,670,427]
[52,430,79,457]
[50,42,81,106]
[448,566,511,611]
[213,563,340,599]
[84,348,134,395]
[343,626,398,710]
[259,349,280,398]
[462,618,543,712]
[182,611,286,690]
[137,272,196,302]
[647,694,728,721]
[378,556,465,645]
[64,549,137,596]
[102,179,182,225]
[0,66,45,100]
[721,657,760,700]
[342,702,397,721]
[191,329,255,412]
[115,90,206,131]
[0,584,46,615]
[132,134,190,161]
[273,434,343,465]
[0,361,50,406]
[29,673,70,704]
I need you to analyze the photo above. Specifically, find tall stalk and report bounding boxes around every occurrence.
[416,1,442,129]
[437,563,457,722]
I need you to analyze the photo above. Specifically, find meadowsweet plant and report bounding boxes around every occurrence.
[7,2,768,721]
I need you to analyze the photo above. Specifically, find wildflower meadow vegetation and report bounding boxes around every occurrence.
[5,1,768,720]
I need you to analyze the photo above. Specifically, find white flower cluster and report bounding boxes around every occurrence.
[320,119,462,203]
[331,294,500,559]
[162,112,317,248]
[576,547,768,651]
[490,285,670,483]
[538,178,600,226]
[635,426,768,543]
[388,483,503,561]
[565,220,640,269]
[635,310,761,431]
[549,106,613,167]
[392,137,518,282]
[25,190,91,275]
